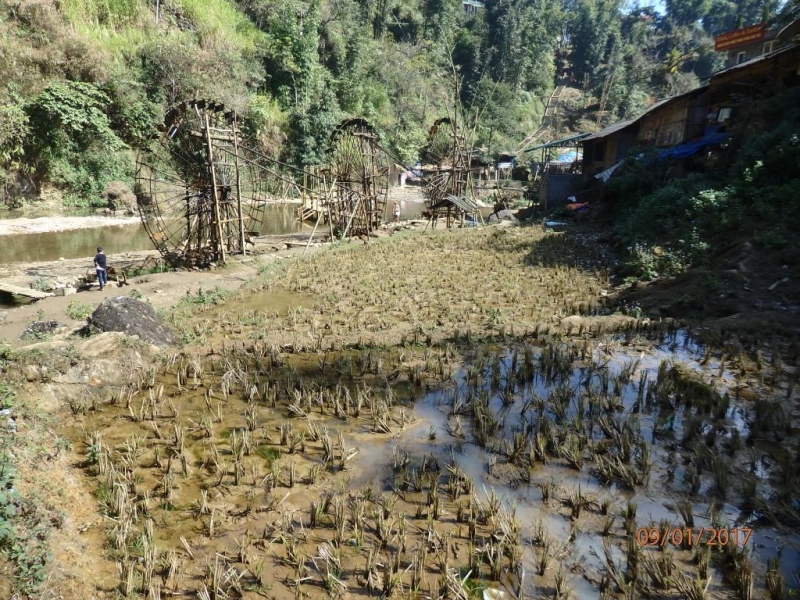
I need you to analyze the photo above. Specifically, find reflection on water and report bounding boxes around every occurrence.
[0,223,153,264]
[0,204,313,264]
[351,333,800,595]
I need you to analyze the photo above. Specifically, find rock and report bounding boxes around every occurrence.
[0,172,37,207]
[488,209,519,224]
[88,296,178,346]
[20,320,65,340]
[103,180,137,214]
[22,365,41,382]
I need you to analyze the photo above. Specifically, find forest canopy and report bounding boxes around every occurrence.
[0,0,796,205]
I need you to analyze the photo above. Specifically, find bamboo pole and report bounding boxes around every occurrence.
[305,177,336,255]
[203,112,226,264]
[341,195,362,240]
[232,113,246,255]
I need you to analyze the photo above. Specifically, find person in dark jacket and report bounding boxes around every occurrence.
[94,247,107,291]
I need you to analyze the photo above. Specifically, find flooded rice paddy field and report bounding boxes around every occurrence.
[64,327,800,599]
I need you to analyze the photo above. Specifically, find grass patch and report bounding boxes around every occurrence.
[176,0,266,54]
[0,381,58,596]
[199,227,612,352]
[66,300,94,321]
[181,286,231,306]
[256,445,280,466]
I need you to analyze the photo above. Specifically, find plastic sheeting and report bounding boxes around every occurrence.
[593,160,625,182]
[658,131,731,160]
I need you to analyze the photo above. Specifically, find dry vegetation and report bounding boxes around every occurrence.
[3,225,800,600]
[169,227,616,351]
[53,325,799,600]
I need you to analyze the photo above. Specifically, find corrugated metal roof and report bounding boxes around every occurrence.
[581,120,636,141]
[524,133,590,153]
[430,195,481,212]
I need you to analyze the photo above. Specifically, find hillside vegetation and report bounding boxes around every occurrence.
[0,0,798,207]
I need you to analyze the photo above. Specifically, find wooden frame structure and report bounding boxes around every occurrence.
[134,100,268,267]
[135,104,391,267]
[321,118,389,238]
[421,117,476,228]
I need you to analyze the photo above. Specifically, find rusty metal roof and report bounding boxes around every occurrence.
[429,195,481,212]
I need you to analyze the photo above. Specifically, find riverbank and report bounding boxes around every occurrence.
[0,215,140,236]
[0,232,320,344]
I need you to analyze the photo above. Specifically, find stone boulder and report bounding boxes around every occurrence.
[103,180,137,215]
[20,320,66,340]
[88,296,178,346]
[488,209,519,225]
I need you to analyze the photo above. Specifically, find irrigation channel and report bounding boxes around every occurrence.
[64,328,799,599]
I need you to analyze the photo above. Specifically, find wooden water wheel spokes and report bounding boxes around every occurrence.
[134,99,266,267]
[324,118,389,237]
[422,117,472,228]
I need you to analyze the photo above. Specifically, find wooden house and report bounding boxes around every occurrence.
[580,120,638,178]
[580,38,800,180]
[388,164,408,188]
[637,87,710,148]
[709,41,800,112]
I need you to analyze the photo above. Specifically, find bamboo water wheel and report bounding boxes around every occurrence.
[134,99,267,267]
[422,117,475,228]
[322,118,389,237]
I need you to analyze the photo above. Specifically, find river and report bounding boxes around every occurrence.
[0,202,432,265]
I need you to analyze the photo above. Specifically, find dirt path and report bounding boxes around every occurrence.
[0,235,323,345]
[0,222,435,346]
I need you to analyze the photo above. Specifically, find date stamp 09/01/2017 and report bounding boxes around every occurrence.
[635,527,751,548]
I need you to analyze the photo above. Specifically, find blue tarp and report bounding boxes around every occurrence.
[557,149,578,162]
[658,130,731,160]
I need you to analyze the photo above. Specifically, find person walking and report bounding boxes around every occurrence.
[94,247,107,291]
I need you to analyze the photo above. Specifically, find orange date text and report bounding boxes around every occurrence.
[634,527,751,548]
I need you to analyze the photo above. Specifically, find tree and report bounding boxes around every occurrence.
[664,0,712,27]
[568,0,623,87]
[484,0,562,93]
[24,81,131,203]
[702,0,764,35]
[422,0,460,46]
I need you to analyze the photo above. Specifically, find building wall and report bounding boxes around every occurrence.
[540,173,581,208]
[638,92,709,147]
[725,37,779,67]
[581,127,638,178]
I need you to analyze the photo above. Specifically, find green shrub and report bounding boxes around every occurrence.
[30,277,54,293]
[0,447,16,548]
[66,300,94,321]
[25,81,132,206]
[0,91,30,200]
[182,286,230,306]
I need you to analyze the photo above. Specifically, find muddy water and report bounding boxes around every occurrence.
[0,204,323,264]
[63,331,800,599]
[352,335,799,597]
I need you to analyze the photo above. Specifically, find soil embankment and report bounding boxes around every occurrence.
[0,215,140,235]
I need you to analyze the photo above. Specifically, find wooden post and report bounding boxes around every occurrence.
[306,177,335,254]
[203,113,226,264]
[232,113,246,255]
[325,175,335,241]
[341,195,362,240]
